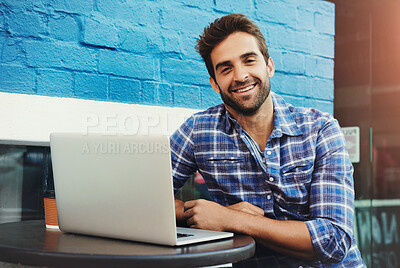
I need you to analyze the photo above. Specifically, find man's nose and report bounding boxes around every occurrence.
[233,65,249,82]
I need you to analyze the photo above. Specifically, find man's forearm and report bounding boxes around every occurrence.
[227,211,317,260]
[183,199,317,260]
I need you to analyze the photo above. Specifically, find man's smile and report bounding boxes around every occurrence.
[230,83,257,94]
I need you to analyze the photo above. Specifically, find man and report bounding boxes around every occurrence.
[170,14,365,267]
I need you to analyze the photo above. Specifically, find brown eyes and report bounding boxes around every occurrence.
[218,58,257,74]
[221,67,232,73]
[245,58,256,64]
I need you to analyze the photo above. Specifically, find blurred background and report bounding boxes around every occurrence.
[333,0,400,267]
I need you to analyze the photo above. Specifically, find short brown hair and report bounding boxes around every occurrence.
[196,13,270,80]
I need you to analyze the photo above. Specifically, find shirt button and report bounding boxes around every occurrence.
[266,151,272,156]
[267,195,271,200]
[269,177,274,182]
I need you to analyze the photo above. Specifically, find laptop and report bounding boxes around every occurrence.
[50,133,233,246]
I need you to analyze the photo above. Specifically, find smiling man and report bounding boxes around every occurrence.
[170,14,365,267]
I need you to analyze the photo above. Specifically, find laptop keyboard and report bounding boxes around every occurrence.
[177,233,194,238]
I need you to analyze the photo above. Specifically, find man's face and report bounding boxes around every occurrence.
[209,32,274,116]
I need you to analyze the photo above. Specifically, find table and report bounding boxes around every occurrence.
[0,220,255,268]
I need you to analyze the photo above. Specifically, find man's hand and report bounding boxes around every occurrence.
[183,199,232,231]
[227,201,264,216]
[175,199,187,226]
[181,200,264,231]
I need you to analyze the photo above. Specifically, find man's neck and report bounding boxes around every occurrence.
[227,96,274,151]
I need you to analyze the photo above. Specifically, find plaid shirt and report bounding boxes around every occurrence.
[170,92,365,267]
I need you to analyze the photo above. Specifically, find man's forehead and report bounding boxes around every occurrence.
[211,32,262,66]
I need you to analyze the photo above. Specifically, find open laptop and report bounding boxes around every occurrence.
[50,133,233,246]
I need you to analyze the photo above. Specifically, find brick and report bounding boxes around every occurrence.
[1,0,48,12]
[6,11,46,38]
[0,9,4,31]
[24,40,97,72]
[74,72,108,101]
[0,64,36,94]
[258,24,269,43]
[281,51,305,75]
[50,0,94,14]
[255,0,297,26]
[296,6,314,31]
[312,78,334,101]
[157,82,174,106]
[291,30,313,54]
[268,49,283,72]
[175,0,214,11]
[315,12,335,35]
[270,71,285,94]
[141,81,157,105]
[179,34,202,60]
[215,0,252,14]
[200,85,221,109]
[267,26,313,55]
[278,73,313,98]
[280,94,305,108]
[312,34,334,58]
[160,31,182,56]
[109,76,141,103]
[162,58,209,86]
[142,81,174,106]
[82,16,119,48]
[1,0,26,10]
[48,14,79,42]
[0,36,25,64]
[304,98,333,115]
[312,0,335,16]
[37,69,74,97]
[97,0,159,26]
[99,50,158,80]
[174,84,201,108]
[305,56,334,79]
[119,27,163,54]
[161,6,214,35]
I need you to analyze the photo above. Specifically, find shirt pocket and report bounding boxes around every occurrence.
[277,161,314,216]
[205,155,244,175]
[201,154,246,204]
[206,156,244,162]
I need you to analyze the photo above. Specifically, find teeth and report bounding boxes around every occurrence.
[236,84,254,93]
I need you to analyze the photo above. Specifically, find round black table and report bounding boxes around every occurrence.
[0,220,255,268]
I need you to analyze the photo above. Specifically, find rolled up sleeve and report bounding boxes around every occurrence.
[306,117,355,263]
[170,115,198,194]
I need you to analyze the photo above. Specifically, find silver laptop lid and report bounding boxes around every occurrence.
[50,133,178,245]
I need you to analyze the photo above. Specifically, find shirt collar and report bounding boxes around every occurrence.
[222,92,303,137]
[223,107,240,134]
[271,92,302,137]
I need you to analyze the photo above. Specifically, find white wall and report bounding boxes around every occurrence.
[0,92,200,145]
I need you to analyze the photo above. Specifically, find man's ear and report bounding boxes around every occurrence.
[209,76,220,94]
[267,57,275,78]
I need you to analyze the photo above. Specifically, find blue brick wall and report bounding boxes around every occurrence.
[0,0,335,114]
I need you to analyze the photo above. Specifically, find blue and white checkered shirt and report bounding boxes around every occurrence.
[170,92,365,267]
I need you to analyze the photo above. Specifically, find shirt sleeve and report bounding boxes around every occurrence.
[170,115,198,194]
[305,116,356,263]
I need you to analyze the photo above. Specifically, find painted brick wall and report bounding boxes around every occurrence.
[0,0,335,114]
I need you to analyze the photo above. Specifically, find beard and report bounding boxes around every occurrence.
[218,76,271,116]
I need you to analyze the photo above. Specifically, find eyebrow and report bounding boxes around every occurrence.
[215,52,259,72]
